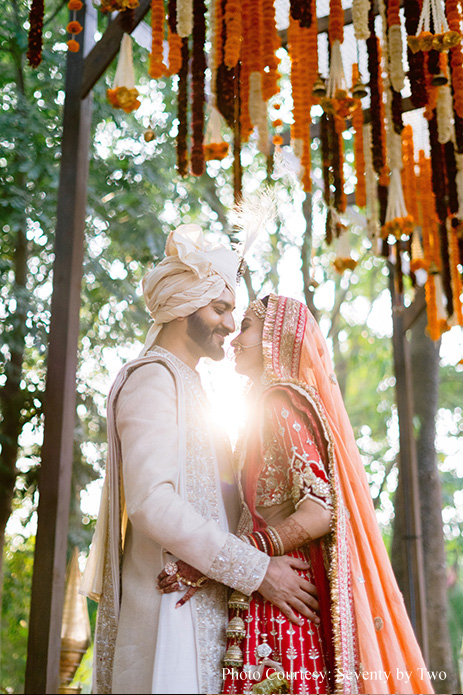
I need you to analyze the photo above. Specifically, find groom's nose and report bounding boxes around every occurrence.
[222,311,235,333]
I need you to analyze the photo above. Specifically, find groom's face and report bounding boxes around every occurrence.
[186,287,236,360]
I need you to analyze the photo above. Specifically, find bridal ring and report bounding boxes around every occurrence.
[164,561,179,576]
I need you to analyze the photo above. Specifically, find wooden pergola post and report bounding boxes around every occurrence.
[390,276,429,663]
[25,5,96,693]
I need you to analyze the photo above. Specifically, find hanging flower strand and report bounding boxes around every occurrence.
[387,0,405,92]
[352,64,366,207]
[408,0,461,53]
[166,0,182,76]
[224,0,242,68]
[149,0,167,78]
[352,0,370,40]
[446,0,463,119]
[191,0,206,176]
[107,33,141,112]
[177,37,189,176]
[177,0,193,37]
[66,1,84,53]
[27,0,44,67]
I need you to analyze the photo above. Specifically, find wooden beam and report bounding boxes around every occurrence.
[389,271,429,662]
[81,0,151,98]
[25,6,96,694]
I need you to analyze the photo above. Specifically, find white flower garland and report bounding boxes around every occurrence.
[454,152,463,216]
[436,82,455,143]
[363,123,381,248]
[352,0,371,41]
[388,25,405,93]
[249,72,270,155]
[113,33,136,89]
[177,0,193,38]
[327,40,347,97]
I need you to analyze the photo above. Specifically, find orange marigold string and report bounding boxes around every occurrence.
[329,0,344,45]
[446,0,463,119]
[149,0,167,79]
[352,64,366,207]
[224,0,242,68]
[401,124,418,223]
[240,0,253,141]
[386,0,400,27]
[262,0,281,101]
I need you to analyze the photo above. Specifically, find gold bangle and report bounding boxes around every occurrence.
[176,572,208,588]
[267,526,285,556]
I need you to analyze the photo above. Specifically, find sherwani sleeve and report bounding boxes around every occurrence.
[116,362,269,595]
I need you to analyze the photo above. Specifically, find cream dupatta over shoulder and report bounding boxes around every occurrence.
[80,347,269,694]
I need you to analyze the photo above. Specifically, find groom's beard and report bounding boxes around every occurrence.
[187,312,227,361]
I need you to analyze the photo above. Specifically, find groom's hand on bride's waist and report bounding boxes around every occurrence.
[257,555,320,626]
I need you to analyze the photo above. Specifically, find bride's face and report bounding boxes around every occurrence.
[231,308,264,381]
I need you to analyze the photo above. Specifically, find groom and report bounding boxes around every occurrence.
[81,224,318,694]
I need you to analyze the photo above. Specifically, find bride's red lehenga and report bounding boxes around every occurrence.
[223,385,338,695]
[222,294,434,695]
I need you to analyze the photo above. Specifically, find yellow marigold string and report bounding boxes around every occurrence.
[149,0,167,79]
[224,0,242,68]
[351,64,366,207]
[448,219,463,324]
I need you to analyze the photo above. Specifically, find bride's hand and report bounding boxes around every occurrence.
[157,560,207,607]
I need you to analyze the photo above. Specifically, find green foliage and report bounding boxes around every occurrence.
[0,534,34,694]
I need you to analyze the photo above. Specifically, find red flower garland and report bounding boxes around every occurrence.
[404,0,428,108]
[177,37,189,177]
[191,0,206,176]
[27,0,44,68]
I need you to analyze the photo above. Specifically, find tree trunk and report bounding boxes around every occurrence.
[392,310,457,693]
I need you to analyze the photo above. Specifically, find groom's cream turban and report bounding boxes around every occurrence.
[140,224,239,354]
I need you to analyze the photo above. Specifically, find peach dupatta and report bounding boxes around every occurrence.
[260,294,433,695]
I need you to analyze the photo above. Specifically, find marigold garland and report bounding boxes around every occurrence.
[290,0,312,28]
[238,0,253,142]
[367,14,389,184]
[329,0,344,45]
[99,0,139,11]
[177,37,189,176]
[262,0,281,101]
[446,0,463,118]
[191,0,206,176]
[404,0,428,108]
[351,65,366,207]
[224,0,242,68]
[166,0,182,76]
[401,125,418,223]
[352,0,370,41]
[445,141,459,213]
[27,0,44,67]
[448,217,463,323]
[107,86,141,112]
[177,0,193,37]
[149,0,167,79]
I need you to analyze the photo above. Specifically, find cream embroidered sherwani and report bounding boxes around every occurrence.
[100,347,269,694]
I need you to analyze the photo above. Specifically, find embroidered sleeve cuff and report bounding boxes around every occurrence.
[207,533,270,595]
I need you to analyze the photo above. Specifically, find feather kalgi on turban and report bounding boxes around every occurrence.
[140,224,240,355]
